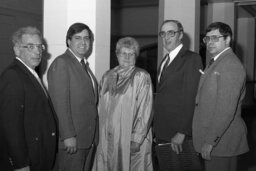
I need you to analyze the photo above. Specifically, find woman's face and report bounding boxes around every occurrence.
[117,47,136,67]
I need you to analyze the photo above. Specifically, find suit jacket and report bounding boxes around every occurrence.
[47,49,98,149]
[192,48,249,156]
[153,46,203,141]
[0,59,57,171]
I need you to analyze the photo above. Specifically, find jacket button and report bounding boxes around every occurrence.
[195,103,198,106]
[35,137,39,141]
[51,132,56,136]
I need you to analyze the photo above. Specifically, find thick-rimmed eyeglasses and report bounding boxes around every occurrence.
[19,44,45,52]
[159,30,181,38]
[203,35,226,44]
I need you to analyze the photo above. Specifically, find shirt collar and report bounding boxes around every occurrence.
[16,57,38,76]
[168,43,183,58]
[68,48,87,63]
[213,47,230,61]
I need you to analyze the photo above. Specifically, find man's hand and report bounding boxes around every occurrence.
[15,166,30,171]
[171,133,185,154]
[64,137,77,154]
[130,141,140,153]
[201,143,213,160]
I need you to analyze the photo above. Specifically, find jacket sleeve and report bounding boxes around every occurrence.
[0,70,29,169]
[47,58,76,140]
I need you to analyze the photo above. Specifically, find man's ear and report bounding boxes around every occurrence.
[179,32,184,41]
[67,39,71,47]
[13,46,20,56]
[225,36,231,46]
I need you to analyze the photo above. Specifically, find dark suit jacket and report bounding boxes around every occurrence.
[0,59,57,171]
[47,49,98,149]
[193,48,249,156]
[153,46,203,142]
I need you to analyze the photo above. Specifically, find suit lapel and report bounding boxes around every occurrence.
[86,66,99,103]
[197,48,233,95]
[66,50,98,104]
[157,47,187,90]
[15,59,48,99]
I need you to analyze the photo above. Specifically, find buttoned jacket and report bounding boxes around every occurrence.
[192,48,249,156]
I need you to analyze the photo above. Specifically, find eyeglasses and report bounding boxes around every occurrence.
[119,52,136,58]
[203,35,226,44]
[20,44,45,52]
[159,30,181,38]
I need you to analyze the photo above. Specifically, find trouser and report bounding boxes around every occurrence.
[53,146,95,171]
[205,156,237,171]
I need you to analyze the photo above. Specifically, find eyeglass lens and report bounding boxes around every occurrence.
[203,35,225,43]
[159,30,179,38]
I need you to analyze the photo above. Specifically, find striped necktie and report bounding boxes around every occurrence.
[160,54,170,82]
[207,58,215,68]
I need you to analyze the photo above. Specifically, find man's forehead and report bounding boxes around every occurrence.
[162,22,178,30]
[73,29,89,36]
[21,34,41,43]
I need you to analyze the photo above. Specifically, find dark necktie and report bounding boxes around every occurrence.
[160,54,170,82]
[208,58,215,68]
[80,60,98,100]
[80,59,94,90]
[80,59,90,75]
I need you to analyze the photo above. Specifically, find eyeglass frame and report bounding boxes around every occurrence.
[19,44,46,52]
[203,35,227,44]
[119,51,136,58]
[159,30,182,38]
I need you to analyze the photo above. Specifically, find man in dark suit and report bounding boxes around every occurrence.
[47,23,98,171]
[0,26,57,171]
[153,20,203,170]
[192,22,249,171]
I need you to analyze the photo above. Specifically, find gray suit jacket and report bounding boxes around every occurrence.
[192,48,249,156]
[47,49,98,149]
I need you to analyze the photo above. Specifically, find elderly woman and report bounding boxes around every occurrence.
[93,37,153,171]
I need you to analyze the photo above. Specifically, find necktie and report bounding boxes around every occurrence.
[80,60,97,98]
[33,72,48,97]
[160,54,170,82]
[208,58,215,68]
[80,59,90,76]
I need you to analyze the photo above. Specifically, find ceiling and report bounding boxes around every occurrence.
[235,1,256,17]
[112,0,256,17]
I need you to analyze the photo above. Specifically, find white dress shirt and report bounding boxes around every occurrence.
[158,44,183,82]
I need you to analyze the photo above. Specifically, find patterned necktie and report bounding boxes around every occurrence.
[160,54,170,82]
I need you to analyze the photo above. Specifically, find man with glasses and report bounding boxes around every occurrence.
[0,26,57,171]
[47,23,98,171]
[153,20,203,170]
[192,22,249,171]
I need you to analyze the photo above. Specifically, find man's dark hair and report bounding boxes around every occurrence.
[66,22,94,47]
[205,22,232,41]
